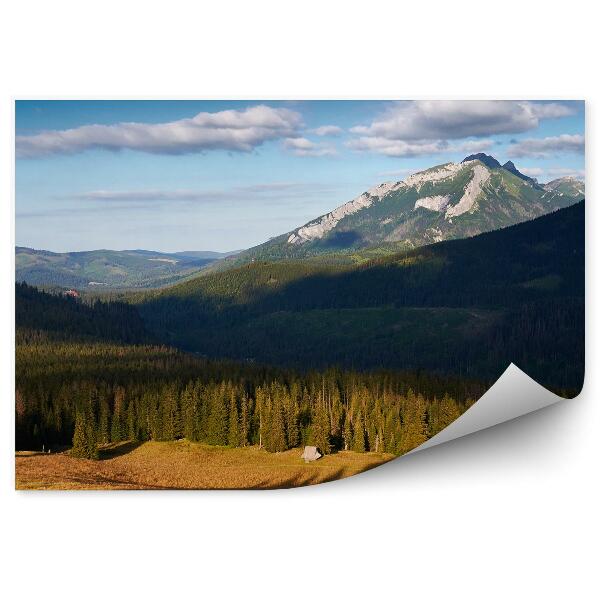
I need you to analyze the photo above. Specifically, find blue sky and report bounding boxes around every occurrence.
[16,100,585,252]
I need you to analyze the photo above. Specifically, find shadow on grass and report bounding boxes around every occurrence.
[245,462,385,490]
[98,440,144,460]
[40,472,172,490]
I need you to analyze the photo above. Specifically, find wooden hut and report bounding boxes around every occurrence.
[301,446,322,463]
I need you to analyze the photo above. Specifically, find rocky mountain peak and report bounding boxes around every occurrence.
[461,153,501,169]
[502,160,538,185]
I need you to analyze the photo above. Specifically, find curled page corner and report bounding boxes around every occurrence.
[409,363,566,455]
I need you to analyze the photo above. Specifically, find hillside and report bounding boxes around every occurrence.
[230,154,583,264]
[16,282,151,344]
[138,202,585,392]
[15,247,237,289]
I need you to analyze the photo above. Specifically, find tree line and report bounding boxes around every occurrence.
[16,338,483,459]
[17,370,472,460]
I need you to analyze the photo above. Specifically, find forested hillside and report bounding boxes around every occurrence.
[137,202,584,392]
[16,283,151,344]
[16,286,484,455]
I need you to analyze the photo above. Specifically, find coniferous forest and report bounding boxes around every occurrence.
[16,284,483,457]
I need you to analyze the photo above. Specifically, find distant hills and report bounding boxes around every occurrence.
[15,247,240,289]
[232,154,583,264]
[138,202,585,392]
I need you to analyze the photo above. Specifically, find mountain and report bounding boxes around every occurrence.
[543,176,585,199]
[15,247,236,289]
[501,160,539,186]
[138,202,584,392]
[462,153,502,169]
[235,154,583,263]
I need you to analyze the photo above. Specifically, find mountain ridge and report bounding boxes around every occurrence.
[233,154,584,265]
[15,247,237,289]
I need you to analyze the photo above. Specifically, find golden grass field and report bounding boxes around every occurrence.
[15,441,395,490]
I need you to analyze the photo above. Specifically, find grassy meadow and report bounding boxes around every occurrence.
[15,441,394,490]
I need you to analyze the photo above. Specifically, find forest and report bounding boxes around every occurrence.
[135,201,585,392]
[15,202,584,461]
[16,345,485,461]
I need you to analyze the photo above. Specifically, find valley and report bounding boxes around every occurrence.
[14,153,585,489]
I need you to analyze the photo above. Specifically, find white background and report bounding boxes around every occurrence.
[0,2,597,598]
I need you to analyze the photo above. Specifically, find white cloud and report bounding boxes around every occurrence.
[16,105,303,158]
[507,134,584,158]
[518,167,544,177]
[453,139,495,153]
[350,100,576,141]
[512,166,585,183]
[347,138,446,157]
[529,103,575,119]
[283,137,336,157]
[544,167,585,180]
[347,136,494,158]
[67,182,338,204]
[311,125,343,137]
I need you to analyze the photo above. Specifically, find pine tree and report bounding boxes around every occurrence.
[239,394,250,446]
[268,388,287,452]
[71,410,87,458]
[181,384,197,441]
[437,394,461,434]
[126,400,137,440]
[207,383,228,445]
[71,405,98,459]
[398,390,428,454]
[352,413,366,453]
[285,397,300,449]
[228,389,240,446]
[98,399,110,444]
[343,411,352,451]
[85,409,99,459]
[111,386,125,442]
[311,395,331,455]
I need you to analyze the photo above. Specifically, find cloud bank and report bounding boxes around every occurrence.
[284,137,336,157]
[351,100,574,140]
[16,105,303,158]
[347,137,494,158]
[348,100,576,157]
[66,182,338,205]
[507,134,584,158]
[311,125,343,137]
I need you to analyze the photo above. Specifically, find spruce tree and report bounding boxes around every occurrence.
[343,411,352,451]
[207,383,228,445]
[239,394,250,446]
[98,400,110,444]
[311,396,331,455]
[228,390,240,447]
[126,401,137,441]
[71,405,98,459]
[85,408,99,459]
[111,386,125,442]
[71,409,87,458]
[181,384,197,441]
[268,389,287,452]
[352,413,366,453]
